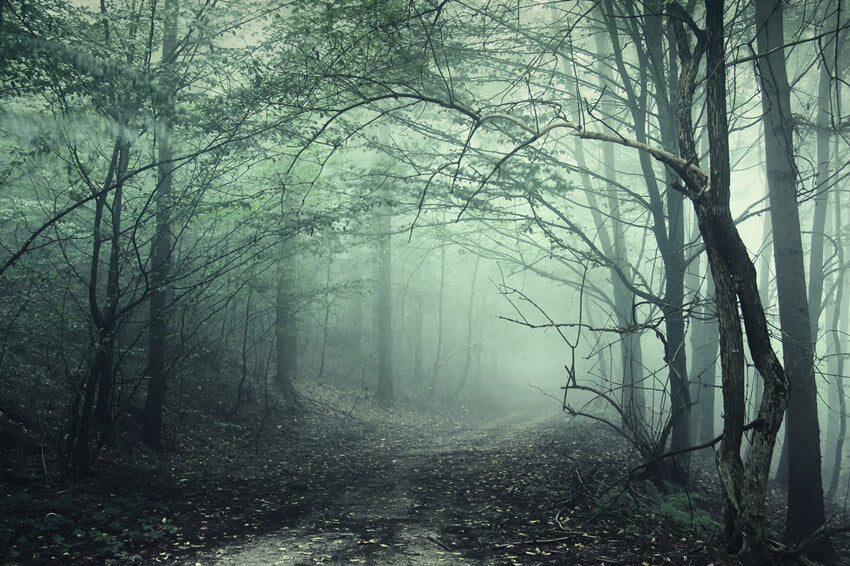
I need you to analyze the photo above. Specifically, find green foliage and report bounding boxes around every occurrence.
[594,480,717,532]
[2,490,179,563]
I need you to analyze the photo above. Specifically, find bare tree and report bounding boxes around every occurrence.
[755,0,834,559]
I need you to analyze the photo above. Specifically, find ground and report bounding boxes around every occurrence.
[2,383,849,565]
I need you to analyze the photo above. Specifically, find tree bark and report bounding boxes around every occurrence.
[70,136,129,476]
[429,244,446,397]
[590,26,646,434]
[450,254,480,399]
[689,262,718,444]
[826,129,846,500]
[413,298,424,386]
[603,0,690,469]
[645,0,690,464]
[275,269,299,404]
[375,216,393,405]
[142,0,178,450]
[316,250,333,382]
[825,256,847,500]
[755,0,833,558]
[684,3,789,560]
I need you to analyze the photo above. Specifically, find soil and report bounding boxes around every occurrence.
[3,384,849,565]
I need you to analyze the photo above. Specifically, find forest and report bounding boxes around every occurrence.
[1,0,849,564]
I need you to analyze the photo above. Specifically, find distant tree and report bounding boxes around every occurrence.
[275,241,300,405]
[375,199,394,405]
[450,254,480,398]
[599,0,690,472]
[429,242,446,398]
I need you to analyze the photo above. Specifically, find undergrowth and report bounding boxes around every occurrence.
[594,479,717,532]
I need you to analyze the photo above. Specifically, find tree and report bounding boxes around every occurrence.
[1,0,315,470]
[600,0,690,472]
[689,262,718,445]
[275,243,300,404]
[587,22,647,439]
[375,202,394,405]
[754,0,833,558]
[142,0,179,452]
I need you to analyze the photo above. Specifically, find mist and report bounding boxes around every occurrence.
[2,0,849,564]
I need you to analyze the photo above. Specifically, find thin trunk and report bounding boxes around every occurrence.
[450,255,480,399]
[646,0,690,469]
[71,137,128,476]
[826,136,847,500]
[142,0,177,450]
[94,165,124,429]
[825,245,847,500]
[317,251,333,382]
[228,290,252,418]
[813,0,840,486]
[604,1,689,467]
[375,224,393,404]
[689,261,717,444]
[806,14,834,348]
[590,26,646,432]
[275,269,298,403]
[413,299,424,386]
[353,275,363,361]
[429,245,446,397]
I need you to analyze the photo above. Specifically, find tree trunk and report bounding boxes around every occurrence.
[94,171,124,430]
[353,270,364,362]
[590,22,646,433]
[429,244,446,397]
[812,0,840,488]
[826,133,847,500]
[142,0,178,450]
[646,0,690,469]
[450,255,480,399]
[276,262,298,404]
[806,7,835,351]
[69,137,129,477]
[413,298,424,386]
[316,251,333,382]
[746,158,769,461]
[825,233,847,499]
[755,0,833,558]
[684,3,788,560]
[602,0,689,467]
[375,220,393,405]
[689,263,718,444]
[275,278,298,404]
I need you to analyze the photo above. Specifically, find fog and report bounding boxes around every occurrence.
[2,0,849,563]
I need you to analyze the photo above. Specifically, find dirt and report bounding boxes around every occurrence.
[5,385,848,565]
[165,395,727,566]
[190,408,561,566]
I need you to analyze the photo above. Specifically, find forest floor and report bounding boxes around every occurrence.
[3,382,850,565]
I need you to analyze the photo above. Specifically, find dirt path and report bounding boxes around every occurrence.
[1,392,739,565]
[185,406,574,565]
[5,390,849,565]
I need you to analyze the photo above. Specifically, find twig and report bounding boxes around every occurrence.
[495,533,598,548]
[427,535,453,551]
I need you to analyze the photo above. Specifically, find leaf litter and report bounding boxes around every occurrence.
[6,382,845,564]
